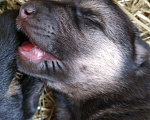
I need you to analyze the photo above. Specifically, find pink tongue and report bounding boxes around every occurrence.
[19,41,57,63]
[21,41,37,51]
[21,41,44,59]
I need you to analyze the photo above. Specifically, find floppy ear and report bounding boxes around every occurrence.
[135,36,150,65]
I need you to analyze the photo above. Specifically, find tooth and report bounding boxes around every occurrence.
[37,51,43,58]
[31,48,44,59]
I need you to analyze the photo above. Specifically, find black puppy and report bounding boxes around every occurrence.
[0,10,44,120]
[17,0,150,120]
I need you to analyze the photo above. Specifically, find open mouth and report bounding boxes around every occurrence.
[18,41,59,64]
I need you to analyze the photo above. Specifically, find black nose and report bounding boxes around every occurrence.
[20,7,35,19]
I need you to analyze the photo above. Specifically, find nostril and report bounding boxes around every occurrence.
[24,9,35,16]
[20,8,35,19]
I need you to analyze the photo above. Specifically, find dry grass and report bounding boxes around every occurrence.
[32,88,55,120]
[114,0,150,42]
[0,0,150,120]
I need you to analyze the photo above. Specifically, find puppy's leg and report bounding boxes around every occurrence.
[21,76,44,120]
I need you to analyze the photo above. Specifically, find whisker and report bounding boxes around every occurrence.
[44,60,50,74]
[52,61,56,74]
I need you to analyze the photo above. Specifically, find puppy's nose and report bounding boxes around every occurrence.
[20,7,35,19]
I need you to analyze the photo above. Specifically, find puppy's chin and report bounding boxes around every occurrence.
[17,58,68,82]
[17,41,67,81]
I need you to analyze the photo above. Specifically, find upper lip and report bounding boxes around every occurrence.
[17,17,60,60]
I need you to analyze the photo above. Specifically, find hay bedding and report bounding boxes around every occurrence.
[115,0,150,42]
[0,0,150,120]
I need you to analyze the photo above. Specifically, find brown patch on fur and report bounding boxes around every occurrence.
[6,71,24,96]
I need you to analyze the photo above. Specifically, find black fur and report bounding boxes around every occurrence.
[0,10,44,120]
[15,0,150,119]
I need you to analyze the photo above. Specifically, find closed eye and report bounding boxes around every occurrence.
[76,7,104,31]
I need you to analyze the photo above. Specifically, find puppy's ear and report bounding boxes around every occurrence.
[135,36,150,65]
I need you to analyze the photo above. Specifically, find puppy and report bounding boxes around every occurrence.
[0,10,44,120]
[17,0,150,119]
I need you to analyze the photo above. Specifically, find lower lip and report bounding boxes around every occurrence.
[18,46,59,64]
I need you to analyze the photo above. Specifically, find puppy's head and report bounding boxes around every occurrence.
[17,0,150,98]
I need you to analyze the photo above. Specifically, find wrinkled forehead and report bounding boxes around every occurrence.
[25,0,114,16]
[27,0,114,7]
